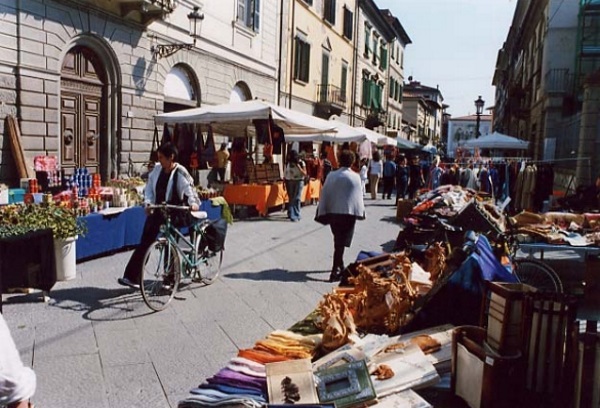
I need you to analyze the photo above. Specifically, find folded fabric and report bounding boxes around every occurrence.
[229,357,266,373]
[237,348,291,364]
[189,387,266,404]
[226,361,266,378]
[196,382,265,397]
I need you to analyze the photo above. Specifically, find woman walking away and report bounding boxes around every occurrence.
[368,150,383,199]
[118,142,200,289]
[284,149,307,222]
[315,150,366,282]
[395,155,409,201]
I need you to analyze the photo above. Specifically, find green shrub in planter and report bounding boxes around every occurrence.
[0,203,87,240]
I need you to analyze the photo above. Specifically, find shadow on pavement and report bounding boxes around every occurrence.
[226,268,330,283]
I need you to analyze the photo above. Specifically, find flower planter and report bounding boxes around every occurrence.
[54,236,77,281]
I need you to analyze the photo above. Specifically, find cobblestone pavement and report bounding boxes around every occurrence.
[2,198,402,408]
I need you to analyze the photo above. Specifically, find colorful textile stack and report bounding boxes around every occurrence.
[178,331,322,407]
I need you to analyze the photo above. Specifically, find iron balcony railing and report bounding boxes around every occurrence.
[317,84,347,108]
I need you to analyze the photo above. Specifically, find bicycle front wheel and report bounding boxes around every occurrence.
[141,238,181,311]
[513,259,564,293]
[194,234,222,285]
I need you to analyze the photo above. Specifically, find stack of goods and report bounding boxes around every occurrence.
[179,252,455,408]
[511,211,600,246]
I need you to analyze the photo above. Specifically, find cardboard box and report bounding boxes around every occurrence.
[396,199,414,220]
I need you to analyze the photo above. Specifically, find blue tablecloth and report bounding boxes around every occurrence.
[76,201,222,262]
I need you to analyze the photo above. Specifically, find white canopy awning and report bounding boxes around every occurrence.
[356,127,421,149]
[285,120,366,143]
[461,131,529,150]
[154,100,338,136]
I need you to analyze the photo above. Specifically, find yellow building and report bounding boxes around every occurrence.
[279,0,357,123]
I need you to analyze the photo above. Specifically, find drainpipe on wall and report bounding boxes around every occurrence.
[277,0,284,106]
[350,0,360,126]
[288,0,296,109]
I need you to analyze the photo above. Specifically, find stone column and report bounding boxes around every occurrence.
[576,71,600,186]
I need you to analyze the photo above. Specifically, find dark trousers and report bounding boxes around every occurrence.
[396,177,408,201]
[329,215,356,271]
[124,212,163,283]
[217,168,226,182]
[382,176,395,199]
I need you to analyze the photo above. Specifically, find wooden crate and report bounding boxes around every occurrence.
[396,199,414,220]
[483,281,536,355]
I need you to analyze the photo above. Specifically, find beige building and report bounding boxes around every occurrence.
[380,9,411,139]
[402,80,444,146]
[279,0,357,123]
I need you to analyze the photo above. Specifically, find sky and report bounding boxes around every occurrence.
[374,0,517,118]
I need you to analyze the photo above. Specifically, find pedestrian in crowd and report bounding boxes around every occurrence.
[1,313,36,408]
[321,151,333,184]
[215,142,230,182]
[428,155,443,190]
[359,158,369,197]
[118,142,200,289]
[382,154,397,200]
[407,156,425,199]
[395,155,409,201]
[368,150,383,199]
[315,150,365,282]
[283,149,307,222]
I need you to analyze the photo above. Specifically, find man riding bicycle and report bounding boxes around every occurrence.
[118,142,200,289]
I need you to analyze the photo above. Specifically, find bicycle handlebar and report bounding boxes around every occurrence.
[145,203,192,211]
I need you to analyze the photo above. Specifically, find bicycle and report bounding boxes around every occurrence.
[500,215,564,293]
[141,204,224,311]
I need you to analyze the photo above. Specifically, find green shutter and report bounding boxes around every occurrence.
[381,47,387,70]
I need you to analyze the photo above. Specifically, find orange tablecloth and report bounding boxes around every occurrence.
[223,179,321,216]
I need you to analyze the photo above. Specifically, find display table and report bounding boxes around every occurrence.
[223,179,321,216]
[0,229,57,311]
[76,200,222,262]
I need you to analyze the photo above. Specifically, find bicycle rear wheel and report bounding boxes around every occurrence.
[194,233,222,285]
[513,259,564,293]
[141,238,181,311]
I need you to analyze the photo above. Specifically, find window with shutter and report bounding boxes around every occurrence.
[380,46,387,70]
[399,84,403,102]
[237,0,260,32]
[341,63,348,100]
[362,77,369,106]
[294,37,310,82]
[364,27,370,57]
[389,78,394,98]
[324,0,336,25]
[343,7,353,40]
[253,0,260,31]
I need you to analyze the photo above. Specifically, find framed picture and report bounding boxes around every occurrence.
[265,358,319,405]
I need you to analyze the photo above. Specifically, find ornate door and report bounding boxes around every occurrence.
[60,47,105,175]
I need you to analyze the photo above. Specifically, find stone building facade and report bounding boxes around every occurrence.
[0,0,278,184]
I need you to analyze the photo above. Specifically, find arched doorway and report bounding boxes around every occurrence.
[60,46,107,176]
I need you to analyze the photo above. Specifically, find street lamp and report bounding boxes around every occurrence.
[474,95,484,139]
[151,6,204,59]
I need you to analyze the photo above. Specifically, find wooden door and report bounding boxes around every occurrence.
[60,47,105,175]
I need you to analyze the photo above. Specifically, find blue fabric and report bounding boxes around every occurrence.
[356,250,383,261]
[77,201,220,261]
[473,234,517,282]
[286,179,304,221]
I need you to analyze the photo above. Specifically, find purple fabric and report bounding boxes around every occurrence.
[207,368,266,393]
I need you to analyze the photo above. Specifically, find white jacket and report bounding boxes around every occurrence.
[144,163,200,207]
[0,314,36,405]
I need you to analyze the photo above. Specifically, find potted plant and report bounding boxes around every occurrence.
[0,203,87,280]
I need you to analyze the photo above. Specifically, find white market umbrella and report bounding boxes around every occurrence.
[154,100,338,136]
[461,131,529,150]
[355,127,420,149]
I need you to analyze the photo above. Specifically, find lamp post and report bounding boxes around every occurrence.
[151,6,204,59]
[474,95,484,139]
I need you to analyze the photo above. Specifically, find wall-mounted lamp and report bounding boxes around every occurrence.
[151,6,204,59]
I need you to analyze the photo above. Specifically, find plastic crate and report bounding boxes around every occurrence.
[8,188,26,204]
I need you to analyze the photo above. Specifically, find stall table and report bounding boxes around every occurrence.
[76,200,222,261]
[223,179,321,216]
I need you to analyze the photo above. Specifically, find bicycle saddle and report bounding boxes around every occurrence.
[191,211,208,220]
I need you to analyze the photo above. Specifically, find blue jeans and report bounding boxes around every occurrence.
[286,179,304,221]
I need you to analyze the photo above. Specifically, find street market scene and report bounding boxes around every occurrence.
[0,1,600,408]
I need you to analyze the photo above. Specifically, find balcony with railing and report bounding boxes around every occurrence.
[70,0,175,25]
[545,69,574,94]
[315,84,347,117]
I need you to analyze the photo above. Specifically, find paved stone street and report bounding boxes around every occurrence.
[2,198,401,408]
